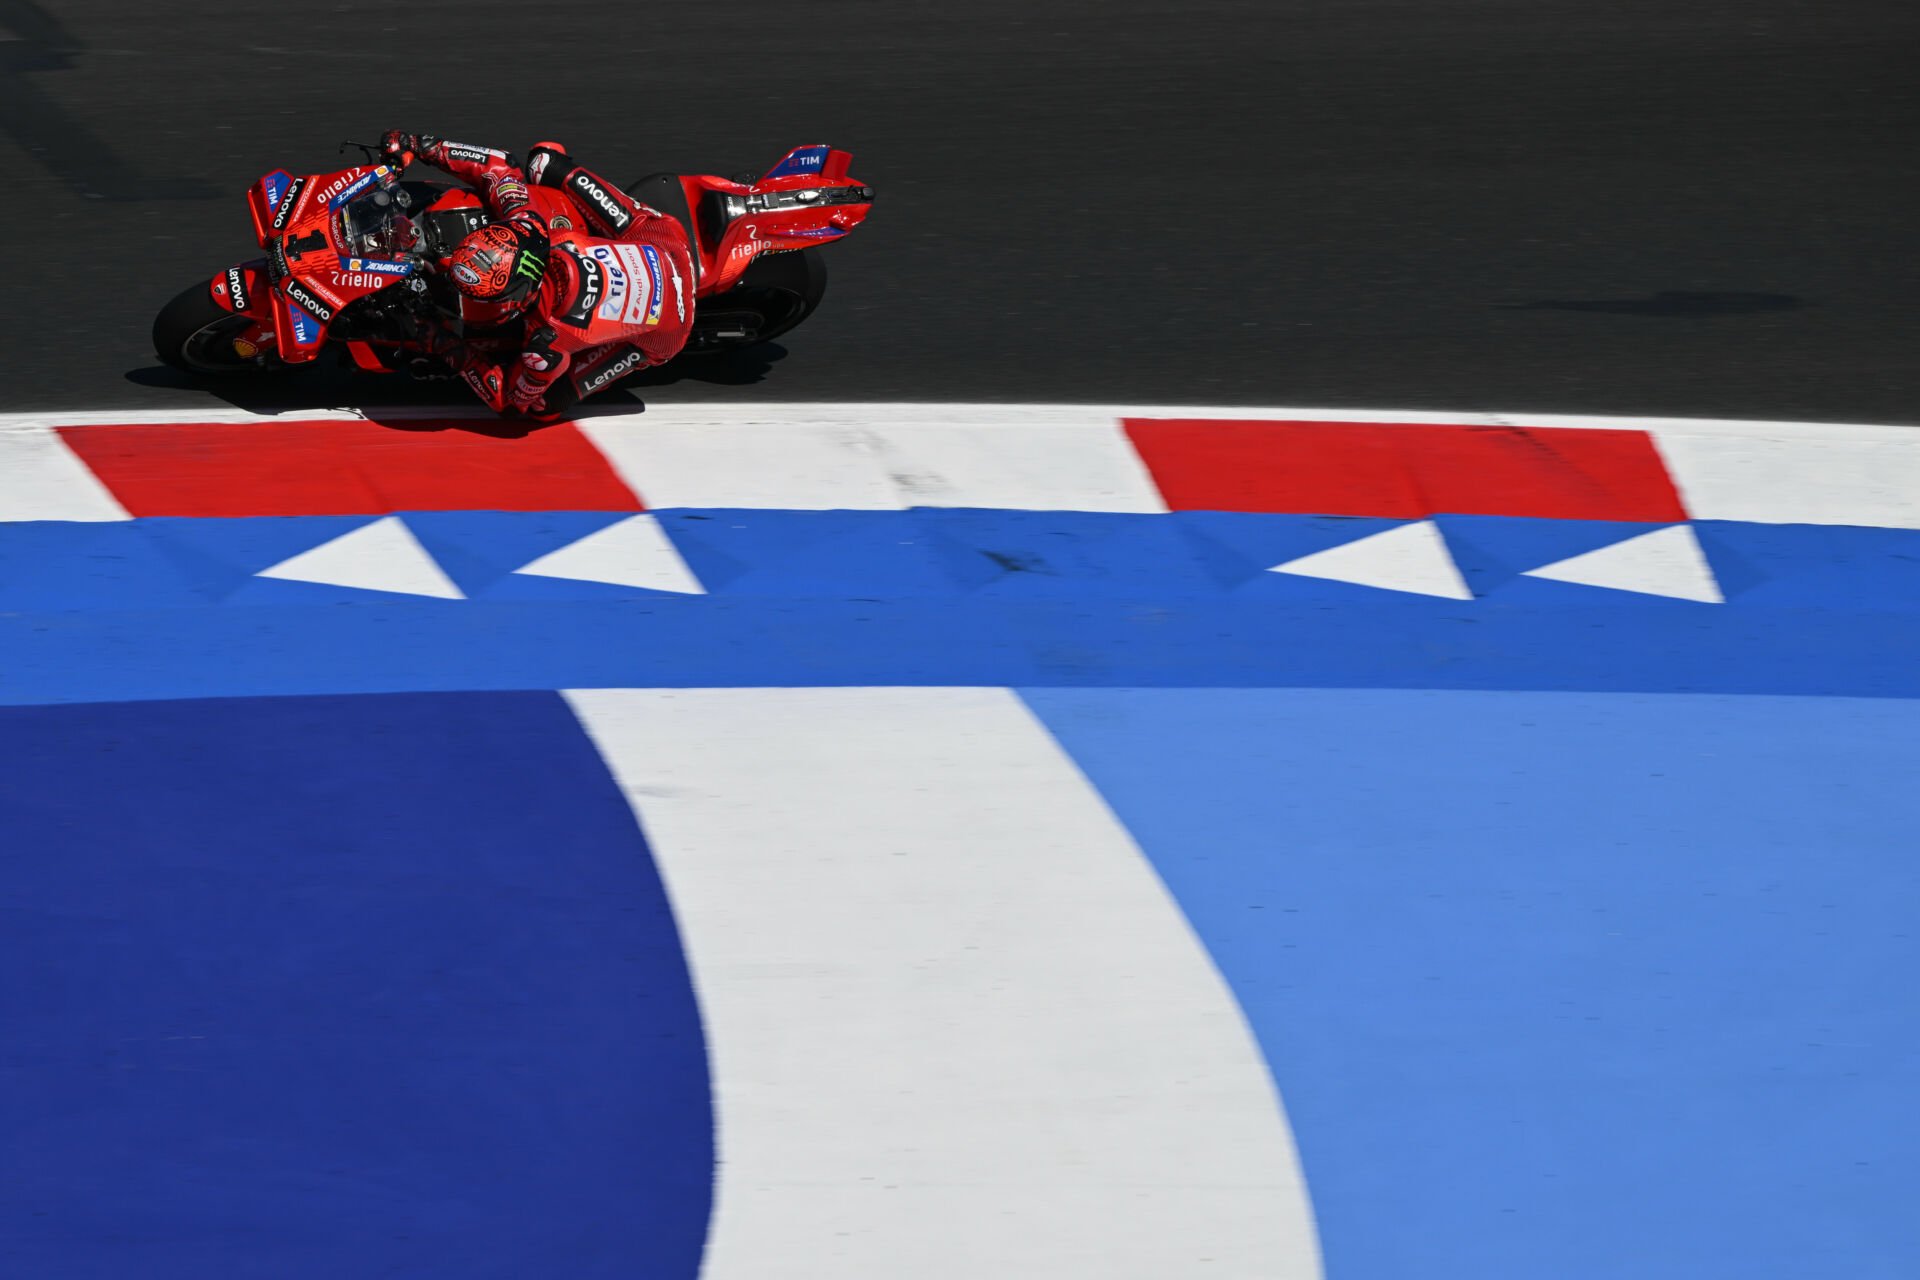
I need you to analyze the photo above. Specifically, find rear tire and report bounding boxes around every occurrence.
[153,281,271,374]
[738,247,828,343]
[685,248,828,355]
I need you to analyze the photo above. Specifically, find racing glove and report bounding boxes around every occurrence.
[379,129,419,164]
[506,326,569,417]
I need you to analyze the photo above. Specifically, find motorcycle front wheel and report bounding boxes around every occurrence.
[153,281,274,374]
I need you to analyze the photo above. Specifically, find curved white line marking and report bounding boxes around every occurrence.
[566,687,1322,1280]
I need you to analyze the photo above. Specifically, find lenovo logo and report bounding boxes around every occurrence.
[283,282,334,323]
[580,348,644,395]
[224,266,249,313]
[561,252,604,326]
[270,177,307,231]
[569,171,631,229]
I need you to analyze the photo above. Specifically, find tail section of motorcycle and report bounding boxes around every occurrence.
[623,145,875,357]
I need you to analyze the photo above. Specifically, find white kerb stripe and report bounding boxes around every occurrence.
[565,687,1320,1280]
[0,421,130,521]
[578,415,1168,512]
[1651,431,1920,529]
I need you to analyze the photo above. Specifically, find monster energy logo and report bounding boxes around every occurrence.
[514,253,546,283]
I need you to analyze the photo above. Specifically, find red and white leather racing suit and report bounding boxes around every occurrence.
[408,137,696,417]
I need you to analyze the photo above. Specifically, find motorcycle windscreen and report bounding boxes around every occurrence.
[337,187,423,266]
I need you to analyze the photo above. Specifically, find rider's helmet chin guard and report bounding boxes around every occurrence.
[446,222,549,313]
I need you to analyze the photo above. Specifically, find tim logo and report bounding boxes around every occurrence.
[769,146,831,177]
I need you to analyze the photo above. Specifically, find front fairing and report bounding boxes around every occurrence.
[248,163,419,362]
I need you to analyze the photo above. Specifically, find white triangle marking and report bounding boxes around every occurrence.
[1268,520,1473,599]
[1522,524,1723,603]
[256,516,464,599]
[512,514,706,595]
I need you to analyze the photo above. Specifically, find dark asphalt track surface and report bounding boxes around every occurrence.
[2,0,1915,421]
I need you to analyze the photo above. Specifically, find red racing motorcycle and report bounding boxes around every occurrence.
[154,142,875,410]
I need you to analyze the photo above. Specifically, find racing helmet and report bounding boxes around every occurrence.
[446,221,549,309]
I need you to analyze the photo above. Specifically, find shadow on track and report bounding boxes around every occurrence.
[0,0,215,201]
[121,344,789,427]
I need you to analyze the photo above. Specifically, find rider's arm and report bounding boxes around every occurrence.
[522,139,659,239]
[385,131,661,240]
[453,327,570,420]
[381,130,534,219]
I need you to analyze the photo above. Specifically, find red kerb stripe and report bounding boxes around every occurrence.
[58,419,644,517]
[1124,418,1688,521]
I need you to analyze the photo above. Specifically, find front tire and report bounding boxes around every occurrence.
[153,281,272,374]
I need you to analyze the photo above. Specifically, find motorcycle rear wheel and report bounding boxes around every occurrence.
[153,281,273,374]
[684,248,829,356]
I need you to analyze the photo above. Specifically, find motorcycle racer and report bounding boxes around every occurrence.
[379,130,696,419]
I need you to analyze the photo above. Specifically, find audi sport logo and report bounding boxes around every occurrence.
[568,171,632,229]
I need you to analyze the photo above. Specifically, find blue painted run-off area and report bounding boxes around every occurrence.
[1031,687,1920,1280]
[5,510,1920,702]
[0,693,712,1279]
[4,505,1920,1278]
